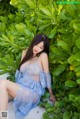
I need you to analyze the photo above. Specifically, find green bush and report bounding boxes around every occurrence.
[0,0,80,118]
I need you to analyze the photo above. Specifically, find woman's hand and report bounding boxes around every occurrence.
[49,94,56,104]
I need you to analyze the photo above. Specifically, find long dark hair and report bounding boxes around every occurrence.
[18,34,50,70]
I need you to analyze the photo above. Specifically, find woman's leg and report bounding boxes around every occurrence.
[0,79,20,111]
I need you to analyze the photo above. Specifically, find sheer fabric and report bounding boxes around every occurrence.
[13,58,51,119]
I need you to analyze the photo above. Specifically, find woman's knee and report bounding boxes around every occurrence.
[0,80,7,88]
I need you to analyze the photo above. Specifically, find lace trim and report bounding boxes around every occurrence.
[39,71,51,88]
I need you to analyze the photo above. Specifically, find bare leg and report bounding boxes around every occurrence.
[0,84,8,110]
[0,79,21,111]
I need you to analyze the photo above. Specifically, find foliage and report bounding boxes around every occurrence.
[0,0,80,118]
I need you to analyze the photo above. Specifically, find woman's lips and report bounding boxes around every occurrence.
[34,50,37,53]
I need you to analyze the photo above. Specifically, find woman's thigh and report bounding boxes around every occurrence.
[0,79,21,99]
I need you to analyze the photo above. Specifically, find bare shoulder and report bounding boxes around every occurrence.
[39,52,48,61]
[39,52,49,72]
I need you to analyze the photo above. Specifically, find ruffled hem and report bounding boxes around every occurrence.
[15,70,45,95]
[13,69,51,118]
[19,77,45,96]
[13,85,40,119]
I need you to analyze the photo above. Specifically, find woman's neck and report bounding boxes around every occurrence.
[30,55,38,61]
[33,53,36,57]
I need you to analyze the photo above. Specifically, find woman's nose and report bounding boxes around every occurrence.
[36,46,39,50]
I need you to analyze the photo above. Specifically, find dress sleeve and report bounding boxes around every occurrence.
[15,70,23,83]
[39,71,51,88]
[44,72,51,88]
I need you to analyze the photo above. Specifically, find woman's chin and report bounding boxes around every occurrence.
[33,53,37,56]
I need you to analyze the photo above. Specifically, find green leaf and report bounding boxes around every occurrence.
[74,52,80,61]
[0,70,8,75]
[69,94,75,101]
[59,9,68,20]
[66,4,76,17]
[63,111,71,119]
[75,66,80,72]
[72,112,80,119]
[65,80,77,88]
[0,16,7,23]
[15,23,26,32]
[53,64,66,76]
[51,47,67,58]
[49,27,57,38]
[39,23,50,30]
[25,0,35,8]
[76,71,80,77]
[39,6,51,17]
[76,79,80,84]
[68,52,80,64]
[0,23,6,32]
[46,102,52,108]
[75,96,80,102]
[57,41,70,52]
[75,38,80,49]
[43,112,51,119]
[73,23,80,33]
[2,34,10,42]
[68,55,75,64]
[10,0,18,5]
[24,29,34,37]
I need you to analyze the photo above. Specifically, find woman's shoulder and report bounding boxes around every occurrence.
[39,52,49,72]
[39,52,48,59]
[38,52,48,64]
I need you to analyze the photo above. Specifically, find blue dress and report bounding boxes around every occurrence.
[13,58,51,119]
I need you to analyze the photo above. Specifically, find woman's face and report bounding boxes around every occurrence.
[33,41,44,56]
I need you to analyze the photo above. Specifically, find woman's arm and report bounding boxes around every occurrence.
[40,52,56,103]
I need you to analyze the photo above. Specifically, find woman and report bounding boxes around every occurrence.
[0,34,56,119]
